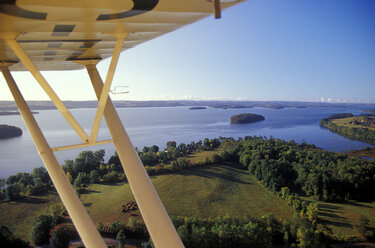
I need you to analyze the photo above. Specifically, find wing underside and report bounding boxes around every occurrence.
[0,0,243,71]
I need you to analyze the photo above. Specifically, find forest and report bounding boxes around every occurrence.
[220,136,375,201]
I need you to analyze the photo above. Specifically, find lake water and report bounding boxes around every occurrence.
[0,105,373,178]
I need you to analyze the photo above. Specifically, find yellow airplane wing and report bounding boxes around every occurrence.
[0,0,244,71]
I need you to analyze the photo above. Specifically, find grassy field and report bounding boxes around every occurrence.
[0,193,60,240]
[80,163,295,226]
[331,116,375,131]
[184,149,222,164]
[302,197,375,238]
[0,162,294,240]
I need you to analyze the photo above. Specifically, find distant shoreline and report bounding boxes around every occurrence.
[0,100,372,112]
[0,111,39,116]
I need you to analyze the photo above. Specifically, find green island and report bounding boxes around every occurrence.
[363,110,375,114]
[0,124,22,139]
[230,113,265,124]
[1,137,375,247]
[320,113,375,145]
[189,106,207,110]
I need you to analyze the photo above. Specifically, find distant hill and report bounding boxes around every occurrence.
[230,113,265,124]
[0,125,22,139]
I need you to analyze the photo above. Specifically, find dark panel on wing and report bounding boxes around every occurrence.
[48,42,63,48]
[97,0,158,20]
[19,40,101,43]
[45,51,57,56]
[52,25,76,36]
[0,0,47,20]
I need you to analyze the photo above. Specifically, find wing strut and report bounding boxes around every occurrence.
[76,59,184,248]
[0,62,107,248]
[89,36,126,144]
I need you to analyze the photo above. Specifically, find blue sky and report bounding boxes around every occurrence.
[1,0,374,103]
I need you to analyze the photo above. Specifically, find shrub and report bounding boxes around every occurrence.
[0,225,28,248]
[5,183,22,201]
[50,224,71,248]
[89,170,100,183]
[31,215,56,245]
[103,171,119,183]
[127,217,148,238]
[117,230,126,248]
[110,221,126,234]
[212,154,223,164]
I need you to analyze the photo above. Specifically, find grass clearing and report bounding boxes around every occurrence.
[302,197,375,238]
[184,149,222,164]
[0,193,60,240]
[80,163,295,226]
[154,164,294,219]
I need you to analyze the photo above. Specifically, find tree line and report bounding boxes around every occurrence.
[219,136,375,202]
[141,214,330,248]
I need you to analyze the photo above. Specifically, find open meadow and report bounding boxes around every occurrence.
[79,163,295,226]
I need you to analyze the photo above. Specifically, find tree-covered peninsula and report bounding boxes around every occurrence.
[0,125,22,139]
[230,113,265,124]
[320,113,375,145]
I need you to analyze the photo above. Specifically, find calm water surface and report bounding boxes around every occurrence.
[0,106,372,178]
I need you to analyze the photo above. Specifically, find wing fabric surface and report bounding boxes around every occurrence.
[0,0,243,71]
